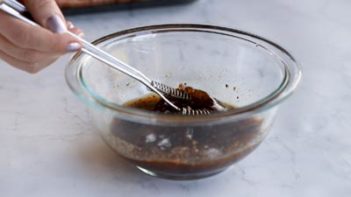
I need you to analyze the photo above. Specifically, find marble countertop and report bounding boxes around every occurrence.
[1,0,350,196]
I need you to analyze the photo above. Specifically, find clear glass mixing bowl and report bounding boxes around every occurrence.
[65,24,302,180]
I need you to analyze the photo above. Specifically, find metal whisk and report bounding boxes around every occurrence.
[0,0,226,115]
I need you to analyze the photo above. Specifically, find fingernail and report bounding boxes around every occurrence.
[78,31,85,37]
[66,42,81,52]
[47,15,67,34]
[67,21,75,29]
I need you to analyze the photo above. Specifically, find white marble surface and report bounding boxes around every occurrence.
[1,0,351,196]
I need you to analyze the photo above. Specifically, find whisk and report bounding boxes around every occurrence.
[0,0,226,115]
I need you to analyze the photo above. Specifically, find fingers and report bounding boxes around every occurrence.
[0,11,80,54]
[0,49,30,72]
[66,21,75,29]
[0,34,60,73]
[67,21,84,37]
[69,27,84,37]
[0,0,84,73]
[21,0,84,50]
[24,0,85,36]
[0,49,50,73]
[0,34,49,63]
[22,0,66,33]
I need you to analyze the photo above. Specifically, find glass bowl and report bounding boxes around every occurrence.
[65,24,302,180]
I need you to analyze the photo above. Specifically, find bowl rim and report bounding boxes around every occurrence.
[66,24,302,125]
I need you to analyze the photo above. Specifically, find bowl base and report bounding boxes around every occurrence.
[136,166,228,180]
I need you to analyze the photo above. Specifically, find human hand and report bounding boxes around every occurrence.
[0,0,83,73]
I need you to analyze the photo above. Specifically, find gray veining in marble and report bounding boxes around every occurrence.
[0,0,351,196]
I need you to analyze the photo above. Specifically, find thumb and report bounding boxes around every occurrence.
[22,0,67,33]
